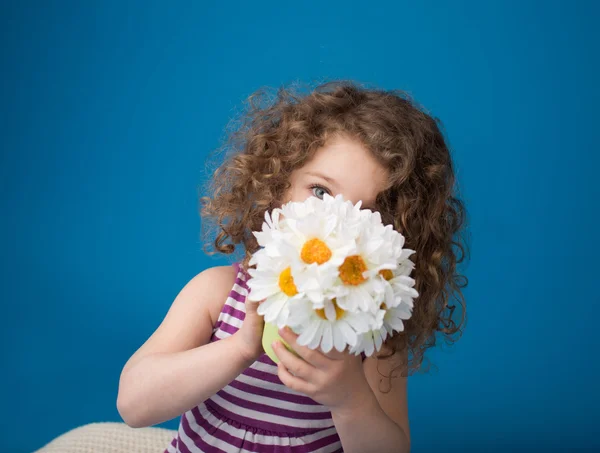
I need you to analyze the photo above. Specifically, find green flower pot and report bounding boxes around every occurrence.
[262,322,298,364]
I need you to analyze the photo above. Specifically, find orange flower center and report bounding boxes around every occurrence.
[315,299,345,320]
[300,238,332,265]
[339,255,367,286]
[379,269,394,281]
[278,267,298,296]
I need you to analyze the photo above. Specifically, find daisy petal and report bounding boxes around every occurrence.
[321,324,334,353]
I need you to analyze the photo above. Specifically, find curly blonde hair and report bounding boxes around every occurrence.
[200,80,469,379]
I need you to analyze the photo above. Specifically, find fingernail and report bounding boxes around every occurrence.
[271,341,279,349]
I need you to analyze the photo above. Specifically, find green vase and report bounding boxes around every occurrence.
[262,322,298,364]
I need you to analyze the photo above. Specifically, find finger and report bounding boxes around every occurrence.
[278,327,329,368]
[277,362,314,397]
[245,298,264,315]
[272,340,315,381]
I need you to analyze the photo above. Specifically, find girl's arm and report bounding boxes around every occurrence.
[330,353,410,453]
[274,328,411,453]
[117,265,263,428]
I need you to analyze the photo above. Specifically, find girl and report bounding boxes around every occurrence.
[117,80,468,453]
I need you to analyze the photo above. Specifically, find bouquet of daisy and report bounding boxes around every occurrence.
[247,194,419,361]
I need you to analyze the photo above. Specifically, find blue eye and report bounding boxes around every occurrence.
[310,185,329,199]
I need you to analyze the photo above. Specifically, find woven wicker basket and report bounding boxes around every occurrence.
[34,422,177,453]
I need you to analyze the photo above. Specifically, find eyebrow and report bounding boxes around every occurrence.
[305,171,340,188]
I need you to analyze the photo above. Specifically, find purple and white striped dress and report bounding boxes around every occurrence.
[165,263,343,453]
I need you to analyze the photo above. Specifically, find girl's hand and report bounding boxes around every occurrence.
[273,327,373,413]
[232,298,265,364]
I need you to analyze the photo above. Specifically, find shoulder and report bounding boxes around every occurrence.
[162,264,240,331]
[190,264,238,289]
[186,264,239,325]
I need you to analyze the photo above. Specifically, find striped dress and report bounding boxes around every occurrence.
[165,263,343,453]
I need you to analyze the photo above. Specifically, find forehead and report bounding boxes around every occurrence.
[299,135,389,203]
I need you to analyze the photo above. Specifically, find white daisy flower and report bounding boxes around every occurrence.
[287,297,372,353]
[345,236,418,357]
[253,209,294,259]
[380,263,419,310]
[253,209,281,247]
[349,269,418,357]
[332,217,400,314]
[348,309,387,357]
[247,253,302,328]
[349,298,414,357]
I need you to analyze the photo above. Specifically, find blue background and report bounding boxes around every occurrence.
[1,1,598,452]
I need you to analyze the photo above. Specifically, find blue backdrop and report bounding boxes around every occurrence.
[2,1,598,452]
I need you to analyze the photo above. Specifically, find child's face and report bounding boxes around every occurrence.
[285,134,388,210]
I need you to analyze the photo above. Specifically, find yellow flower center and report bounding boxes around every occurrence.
[315,299,345,320]
[338,255,368,286]
[380,302,388,310]
[278,267,298,297]
[379,269,394,281]
[300,238,332,265]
